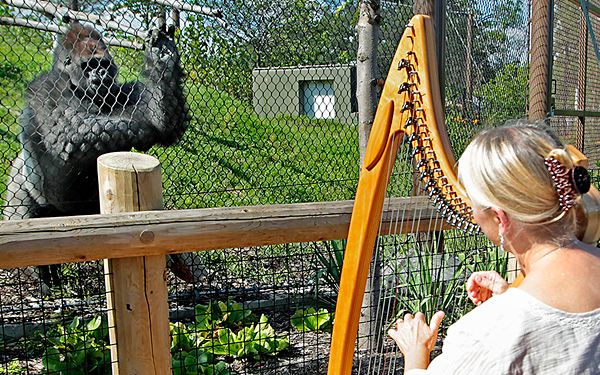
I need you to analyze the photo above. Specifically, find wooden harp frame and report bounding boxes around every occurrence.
[327,14,600,375]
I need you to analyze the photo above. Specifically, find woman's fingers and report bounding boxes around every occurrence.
[466,271,509,305]
[429,311,445,332]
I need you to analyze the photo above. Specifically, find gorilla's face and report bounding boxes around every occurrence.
[78,57,117,92]
[62,38,118,98]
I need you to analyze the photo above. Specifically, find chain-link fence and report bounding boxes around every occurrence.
[552,0,600,162]
[1,0,590,373]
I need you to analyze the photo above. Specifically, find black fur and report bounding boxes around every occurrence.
[4,24,189,286]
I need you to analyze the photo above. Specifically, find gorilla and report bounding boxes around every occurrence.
[4,24,192,286]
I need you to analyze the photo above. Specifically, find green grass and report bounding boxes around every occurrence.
[150,84,359,209]
[0,27,53,207]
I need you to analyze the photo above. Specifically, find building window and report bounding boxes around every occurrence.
[301,80,335,119]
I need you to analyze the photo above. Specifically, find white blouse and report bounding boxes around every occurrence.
[408,288,600,375]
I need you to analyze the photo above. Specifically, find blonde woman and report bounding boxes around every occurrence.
[388,122,600,374]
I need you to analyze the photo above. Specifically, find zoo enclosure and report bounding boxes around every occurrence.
[0,151,450,373]
[1,0,599,374]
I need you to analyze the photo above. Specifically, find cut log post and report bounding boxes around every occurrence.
[98,152,170,375]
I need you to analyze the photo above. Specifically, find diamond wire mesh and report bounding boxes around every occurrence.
[551,0,600,162]
[0,0,577,374]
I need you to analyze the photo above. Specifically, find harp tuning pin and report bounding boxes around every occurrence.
[404,117,416,129]
[398,59,411,70]
[398,82,414,93]
[401,101,414,112]
[410,146,423,158]
[451,215,459,226]
[416,159,428,168]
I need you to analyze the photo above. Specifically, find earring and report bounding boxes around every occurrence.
[499,231,505,252]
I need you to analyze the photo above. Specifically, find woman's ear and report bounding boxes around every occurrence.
[491,208,511,234]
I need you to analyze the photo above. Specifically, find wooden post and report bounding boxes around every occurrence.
[576,10,588,152]
[529,0,553,120]
[98,152,171,375]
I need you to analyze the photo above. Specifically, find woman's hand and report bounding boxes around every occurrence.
[388,311,445,372]
[466,271,509,305]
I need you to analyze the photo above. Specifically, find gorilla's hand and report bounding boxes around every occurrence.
[145,25,179,79]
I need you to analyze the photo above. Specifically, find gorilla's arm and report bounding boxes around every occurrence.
[141,27,189,146]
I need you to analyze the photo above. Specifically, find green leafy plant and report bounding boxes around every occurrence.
[290,307,334,332]
[204,314,289,360]
[394,249,468,324]
[171,300,288,372]
[194,300,255,333]
[42,316,111,375]
[170,323,229,375]
[6,360,25,375]
[312,239,345,307]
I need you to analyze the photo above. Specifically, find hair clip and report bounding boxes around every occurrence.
[544,157,585,212]
[571,165,591,195]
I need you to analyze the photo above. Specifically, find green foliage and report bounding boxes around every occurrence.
[394,233,509,324]
[180,0,356,101]
[170,323,229,375]
[171,300,288,373]
[290,307,333,332]
[0,61,20,80]
[193,300,257,336]
[152,84,358,209]
[475,63,528,124]
[5,361,25,375]
[312,240,345,307]
[394,247,468,323]
[42,316,111,375]
[204,314,289,360]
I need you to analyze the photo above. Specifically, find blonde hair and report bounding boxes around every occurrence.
[458,121,576,230]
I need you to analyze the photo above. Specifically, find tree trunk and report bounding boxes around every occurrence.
[356,0,381,166]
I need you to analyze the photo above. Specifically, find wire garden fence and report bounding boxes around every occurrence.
[0,0,597,374]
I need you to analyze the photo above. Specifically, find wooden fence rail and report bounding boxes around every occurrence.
[0,193,448,270]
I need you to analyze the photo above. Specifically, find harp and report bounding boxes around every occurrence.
[327,14,600,375]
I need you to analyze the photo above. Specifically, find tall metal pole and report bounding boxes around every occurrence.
[357,0,381,166]
[465,12,474,115]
